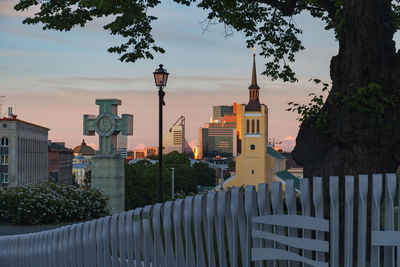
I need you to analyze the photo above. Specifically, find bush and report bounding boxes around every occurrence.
[0,182,110,225]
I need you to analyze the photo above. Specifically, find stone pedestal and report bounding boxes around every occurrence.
[91,155,125,213]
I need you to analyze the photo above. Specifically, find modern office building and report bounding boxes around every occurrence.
[198,127,237,159]
[212,105,233,121]
[117,133,128,158]
[198,104,239,159]
[163,116,193,156]
[48,141,74,184]
[0,108,49,187]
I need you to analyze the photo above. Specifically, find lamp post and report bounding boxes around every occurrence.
[170,167,175,199]
[153,64,169,203]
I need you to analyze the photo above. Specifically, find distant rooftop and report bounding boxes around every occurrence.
[1,116,49,131]
[267,145,286,160]
[48,141,73,153]
[275,170,300,191]
[73,139,95,155]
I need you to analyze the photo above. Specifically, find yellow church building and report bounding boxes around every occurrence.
[220,52,300,191]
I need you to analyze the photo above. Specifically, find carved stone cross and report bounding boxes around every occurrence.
[83,99,133,155]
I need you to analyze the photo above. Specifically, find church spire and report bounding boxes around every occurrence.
[249,48,260,90]
[246,48,261,111]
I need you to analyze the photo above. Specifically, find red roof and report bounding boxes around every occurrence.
[1,116,50,131]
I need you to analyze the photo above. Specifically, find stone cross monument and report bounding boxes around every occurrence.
[83,99,133,214]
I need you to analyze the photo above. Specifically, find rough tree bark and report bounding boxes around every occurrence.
[292,0,400,262]
[293,0,400,178]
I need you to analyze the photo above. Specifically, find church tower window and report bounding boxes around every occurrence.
[247,120,250,133]
[251,120,255,133]
[257,120,260,133]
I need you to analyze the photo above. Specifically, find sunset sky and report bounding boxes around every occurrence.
[1,0,398,151]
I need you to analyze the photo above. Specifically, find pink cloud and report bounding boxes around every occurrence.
[0,0,40,18]
[134,143,146,150]
[283,136,296,141]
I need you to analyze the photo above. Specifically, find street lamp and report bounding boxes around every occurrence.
[170,167,175,199]
[153,64,169,203]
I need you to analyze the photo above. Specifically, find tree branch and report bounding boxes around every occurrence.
[248,0,299,16]
[316,0,336,17]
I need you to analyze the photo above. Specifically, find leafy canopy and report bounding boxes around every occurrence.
[15,0,400,82]
[125,151,216,209]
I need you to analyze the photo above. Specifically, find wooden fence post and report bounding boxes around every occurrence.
[184,196,195,267]
[271,182,286,267]
[173,199,185,267]
[357,175,368,267]
[313,177,324,263]
[330,176,339,267]
[384,174,396,267]
[244,185,257,267]
[344,176,354,267]
[194,194,206,267]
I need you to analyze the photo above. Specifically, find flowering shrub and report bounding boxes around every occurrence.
[0,183,109,225]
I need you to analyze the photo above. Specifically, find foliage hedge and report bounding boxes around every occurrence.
[0,182,110,225]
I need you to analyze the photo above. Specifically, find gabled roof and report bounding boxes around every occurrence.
[267,146,286,160]
[275,170,300,190]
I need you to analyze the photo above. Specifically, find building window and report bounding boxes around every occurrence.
[251,120,255,133]
[1,155,8,165]
[1,173,8,183]
[251,170,254,174]
[246,120,250,133]
[250,144,255,150]
[257,120,260,133]
[1,137,8,147]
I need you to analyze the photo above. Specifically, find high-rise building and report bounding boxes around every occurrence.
[198,104,239,159]
[163,116,193,156]
[198,127,237,159]
[117,133,128,158]
[0,108,49,187]
[212,105,233,121]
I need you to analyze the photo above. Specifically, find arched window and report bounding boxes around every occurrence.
[246,120,250,133]
[257,120,260,133]
[1,137,8,147]
[251,120,255,133]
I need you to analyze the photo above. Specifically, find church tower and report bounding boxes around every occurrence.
[224,50,269,188]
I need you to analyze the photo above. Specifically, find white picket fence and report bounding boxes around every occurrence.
[0,174,399,266]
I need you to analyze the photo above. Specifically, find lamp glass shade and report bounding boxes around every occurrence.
[153,64,169,87]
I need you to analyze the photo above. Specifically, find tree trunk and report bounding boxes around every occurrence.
[293,1,400,263]
[293,0,400,179]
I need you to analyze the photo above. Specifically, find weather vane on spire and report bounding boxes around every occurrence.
[253,46,256,55]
